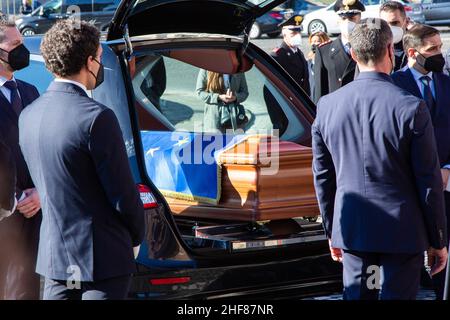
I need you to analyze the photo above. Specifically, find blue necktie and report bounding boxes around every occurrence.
[420,75,435,116]
[3,80,22,117]
[344,43,351,56]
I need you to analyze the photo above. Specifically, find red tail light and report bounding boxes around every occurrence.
[404,6,412,12]
[150,277,191,285]
[137,184,158,209]
[269,12,283,19]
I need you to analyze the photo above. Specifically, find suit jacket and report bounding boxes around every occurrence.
[313,37,356,103]
[312,71,447,253]
[391,68,450,167]
[0,79,40,299]
[0,80,39,196]
[19,81,145,282]
[0,137,15,212]
[271,41,310,96]
[392,68,450,235]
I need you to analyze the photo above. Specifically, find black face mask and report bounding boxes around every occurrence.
[311,44,317,54]
[417,52,445,73]
[89,58,104,89]
[0,44,30,71]
[394,41,404,52]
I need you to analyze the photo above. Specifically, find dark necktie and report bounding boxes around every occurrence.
[420,75,435,116]
[3,80,23,117]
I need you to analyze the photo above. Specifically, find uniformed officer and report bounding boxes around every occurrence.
[313,0,365,103]
[271,15,310,96]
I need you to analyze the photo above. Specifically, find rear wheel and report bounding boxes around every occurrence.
[249,23,262,39]
[21,27,36,36]
[308,20,327,35]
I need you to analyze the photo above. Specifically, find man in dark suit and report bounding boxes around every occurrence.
[391,24,450,300]
[271,15,310,96]
[313,0,365,103]
[0,18,41,300]
[313,18,448,300]
[19,20,145,300]
[379,1,408,72]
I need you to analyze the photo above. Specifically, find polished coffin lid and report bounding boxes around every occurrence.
[166,135,319,221]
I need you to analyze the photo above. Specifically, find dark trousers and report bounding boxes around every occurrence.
[43,275,132,300]
[342,250,423,300]
[0,212,41,300]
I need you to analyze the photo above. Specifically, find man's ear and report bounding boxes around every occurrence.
[350,47,357,62]
[406,47,416,59]
[85,55,95,71]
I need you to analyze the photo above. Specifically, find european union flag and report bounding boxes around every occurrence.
[141,131,247,204]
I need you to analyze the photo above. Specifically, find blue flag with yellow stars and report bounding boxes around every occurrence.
[141,131,247,204]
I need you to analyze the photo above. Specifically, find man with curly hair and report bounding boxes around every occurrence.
[0,15,41,300]
[18,19,145,300]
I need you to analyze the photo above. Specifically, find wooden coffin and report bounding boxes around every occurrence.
[166,135,319,222]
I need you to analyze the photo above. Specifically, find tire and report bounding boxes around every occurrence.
[308,19,327,35]
[249,23,262,39]
[21,27,36,36]
[266,31,280,38]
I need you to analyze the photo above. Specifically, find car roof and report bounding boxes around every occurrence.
[24,32,108,55]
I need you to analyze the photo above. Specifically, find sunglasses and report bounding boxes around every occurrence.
[338,12,360,19]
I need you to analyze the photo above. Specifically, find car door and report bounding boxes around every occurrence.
[34,0,63,34]
[422,0,450,23]
[435,0,450,22]
[105,0,320,249]
[21,2,341,299]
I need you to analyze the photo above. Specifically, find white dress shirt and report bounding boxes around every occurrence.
[54,78,89,96]
[0,75,19,103]
[408,66,435,99]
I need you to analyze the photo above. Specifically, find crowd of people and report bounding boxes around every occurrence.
[0,0,450,301]
[271,0,450,300]
[0,15,144,300]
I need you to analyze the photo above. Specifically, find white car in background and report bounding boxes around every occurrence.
[301,0,425,35]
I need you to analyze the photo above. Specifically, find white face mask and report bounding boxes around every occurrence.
[390,26,404,44]
[340,20,356,38]
[290,33,302,47]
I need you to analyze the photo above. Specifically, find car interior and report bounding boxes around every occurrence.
[123,44,322,251]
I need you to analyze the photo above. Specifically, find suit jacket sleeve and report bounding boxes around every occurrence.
[235,73,249,104]
[411,101,447,249]
[313,48,328,104]
[312,115,336,239]
[89,108,145,247]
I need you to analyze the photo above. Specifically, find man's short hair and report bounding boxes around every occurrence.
[349,18,393,65]
[402,24,440,51]
[0,14,18,44]
[379,1,406,17]
[41,19,100,77]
